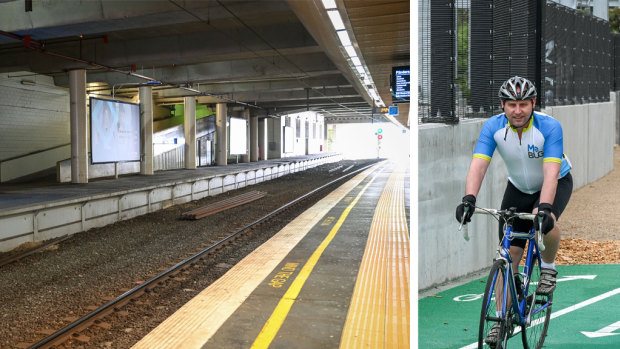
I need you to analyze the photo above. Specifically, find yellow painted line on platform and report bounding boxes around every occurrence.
[250,168,382,349]
[339,165,410,349]
[131,163,383,349]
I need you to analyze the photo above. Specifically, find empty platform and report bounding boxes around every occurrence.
[132,161,410,348]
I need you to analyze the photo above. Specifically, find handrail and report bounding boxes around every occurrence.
[0,143,71,163]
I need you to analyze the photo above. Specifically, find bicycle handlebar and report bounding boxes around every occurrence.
[458,206,546,251]
[473,207,536,221]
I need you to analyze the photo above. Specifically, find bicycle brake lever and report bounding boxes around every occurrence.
[458,206,470,241]
[537,215,546,252]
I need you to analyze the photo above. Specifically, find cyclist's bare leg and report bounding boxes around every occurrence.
[532,209,561,264]
[493,247,525,314]
[541,224,560,264]
[510,246,525,272]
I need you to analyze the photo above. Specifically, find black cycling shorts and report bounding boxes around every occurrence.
[497,172,573,248]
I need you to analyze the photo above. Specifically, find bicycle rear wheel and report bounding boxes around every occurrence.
[521,253,552,349]
[479,259,509,349]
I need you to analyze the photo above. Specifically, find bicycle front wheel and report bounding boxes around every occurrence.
[479,259,509,349]
[521,254,552,349]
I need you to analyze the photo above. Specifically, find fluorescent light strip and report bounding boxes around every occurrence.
[327,10,345,30]
[321,0,337,9]
[322,4,387,110]
[344,45,357,58]
[337,30,351,46]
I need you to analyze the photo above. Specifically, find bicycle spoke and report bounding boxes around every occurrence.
[521,249,552,349]
[479,260,509,349]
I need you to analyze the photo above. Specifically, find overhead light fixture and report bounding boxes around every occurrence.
[21,79,36,86]
[321,1,388,119]
[321,0,337,9]
[344,45,357,58]
[337,30,351,46]
[327,10,345,30]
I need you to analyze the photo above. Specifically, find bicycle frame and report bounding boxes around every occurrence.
[463,206,554,348]
[494,224,543,327]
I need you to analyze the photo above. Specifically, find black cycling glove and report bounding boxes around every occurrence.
[455,194,476,224]
[537,203,555,235]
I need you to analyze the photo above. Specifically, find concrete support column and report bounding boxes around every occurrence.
[216,103,228,166]
[241,108,250,163]
[323,122,328,152]
[139,86,154,175]
[69,69,88,183]
[184,97,197,169]
[267,117,283,159]
[258,118,267,160]
[250,114,259,162]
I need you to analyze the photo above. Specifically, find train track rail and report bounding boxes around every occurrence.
[27,162,379,348]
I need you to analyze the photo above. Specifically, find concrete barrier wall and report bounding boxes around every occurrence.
[419,100,616,291]
[614,91,620,145]
[2,145,71,182]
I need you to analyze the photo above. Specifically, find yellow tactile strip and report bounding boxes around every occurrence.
[339,165,410,349]
[131,164,382,349]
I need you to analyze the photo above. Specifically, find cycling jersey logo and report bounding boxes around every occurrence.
[528,144,544,158]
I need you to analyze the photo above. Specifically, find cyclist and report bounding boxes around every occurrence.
[455,76,573,344]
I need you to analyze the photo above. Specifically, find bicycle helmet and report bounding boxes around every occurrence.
[498,76,537,101]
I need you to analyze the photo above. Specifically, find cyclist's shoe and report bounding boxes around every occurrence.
[536,268,558,295]
[484,323,502,346]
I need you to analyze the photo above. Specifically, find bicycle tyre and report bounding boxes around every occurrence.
[479,259,509,349]
[521,250,552,349]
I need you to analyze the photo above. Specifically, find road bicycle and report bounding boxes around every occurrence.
[459,207,553,349]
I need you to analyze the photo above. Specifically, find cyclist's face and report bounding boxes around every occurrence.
[501,99,536,129]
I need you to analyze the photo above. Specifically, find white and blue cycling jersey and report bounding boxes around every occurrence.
[473,111,572,194]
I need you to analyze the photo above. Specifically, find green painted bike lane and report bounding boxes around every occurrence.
[419,264,620,348]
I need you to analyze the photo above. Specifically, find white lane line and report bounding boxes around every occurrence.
[458,287,620,349]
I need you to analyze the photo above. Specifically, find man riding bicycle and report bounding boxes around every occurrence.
[455,76,573,344]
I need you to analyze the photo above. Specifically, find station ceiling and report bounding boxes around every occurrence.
[0,0,410,128]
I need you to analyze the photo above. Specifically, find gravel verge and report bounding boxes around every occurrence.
[556,144,620,264]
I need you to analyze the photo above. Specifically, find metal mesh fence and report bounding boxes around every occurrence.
[543,2,611,105]
[614,34,620,90]
[418,0,612,124]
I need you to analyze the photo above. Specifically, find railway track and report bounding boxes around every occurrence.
[25,161,379,348]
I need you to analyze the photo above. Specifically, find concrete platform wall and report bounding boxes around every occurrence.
[0,73,70,182]
[0,154,342,252]
[419,100,616,291]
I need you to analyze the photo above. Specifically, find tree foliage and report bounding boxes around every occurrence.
[610,7,620,34]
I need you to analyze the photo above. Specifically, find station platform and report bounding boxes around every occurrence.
[131,161,410,348]
[0,153,341,252]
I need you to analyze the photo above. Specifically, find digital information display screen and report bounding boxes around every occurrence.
[392,66,410,103]
[90,97,141,163]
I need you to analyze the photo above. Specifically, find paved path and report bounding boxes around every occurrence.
[419,264,620,348]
